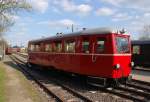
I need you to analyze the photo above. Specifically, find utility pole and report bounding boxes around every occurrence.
[2,39,5,60]
[71,24,74,32]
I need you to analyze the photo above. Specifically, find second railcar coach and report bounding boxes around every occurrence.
[132,40,150,67]
[27,27,132,87]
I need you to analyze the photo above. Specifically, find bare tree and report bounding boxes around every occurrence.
[0,0,32,34]
[139,25,150,40]
[0,0,32,59]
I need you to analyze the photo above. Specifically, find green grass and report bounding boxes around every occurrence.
[0,65,6,102]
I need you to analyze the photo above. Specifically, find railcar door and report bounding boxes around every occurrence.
[92,36,106,62]
[89,35,112,77]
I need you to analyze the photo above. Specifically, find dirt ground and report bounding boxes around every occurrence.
[1,56,49,102]
[132,70,150,82]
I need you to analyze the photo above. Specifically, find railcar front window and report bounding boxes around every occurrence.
[116,37,129,53]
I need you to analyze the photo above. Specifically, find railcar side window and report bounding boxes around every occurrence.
[54,42,62,52]
[35,45,40,52]
[96,39,105,53]
[82,40,89,53]
[29,44,34,51]
[65,41,75,53]
[45,44,52,52]
[133,45,140,54]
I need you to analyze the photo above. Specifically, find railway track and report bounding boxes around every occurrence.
[12,54,150,102]
[16,52,28,58]
[89,82,150,102]
[10,55,93,102]
[133,67,150,72]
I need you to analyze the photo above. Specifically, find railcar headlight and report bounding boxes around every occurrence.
[114,64,120,69]
[131,62,134,67]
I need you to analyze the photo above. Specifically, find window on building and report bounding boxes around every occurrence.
[65,40,75,53]
[96,38,105,53]
[45,44,52,52]
[54,41,62,52]
[82,40,90,53]
[133,45,140,54]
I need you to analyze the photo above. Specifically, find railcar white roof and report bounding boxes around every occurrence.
[29,27,120,43]
[73,27,115,35]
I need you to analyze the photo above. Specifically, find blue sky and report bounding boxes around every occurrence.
[5,0,150,46]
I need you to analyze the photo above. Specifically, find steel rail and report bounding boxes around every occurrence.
[116,86,150,98]
[133,67,150,72]
[10,55,64,102]
[132,79,150,86]
[10,55,93,102]
[16,52,28,58]
[126,82,150,92]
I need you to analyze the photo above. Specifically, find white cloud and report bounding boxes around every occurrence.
[101,0,124,7]
[59,19,75,26]
[37,21,49,25]
[144,13,150,17]
[52,0,92,15]
[16,32,26,36]
[77,4,92,15]
[112,13,132,21]
[102,0,150,11]
[51,7,62,14]
[12,15,20,20]
[96,7,115,16]
[38,19,76,28]
[31,0,49,13]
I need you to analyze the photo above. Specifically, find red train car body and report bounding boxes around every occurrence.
[5,47,20,55]
[5,47,12,55]
[27,28,132,86]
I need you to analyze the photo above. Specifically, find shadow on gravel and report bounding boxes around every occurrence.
[3,61,33,80]
[3,61,97,93]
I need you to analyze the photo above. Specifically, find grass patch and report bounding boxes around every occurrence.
[0,64,6,102]
[15,67,46,102]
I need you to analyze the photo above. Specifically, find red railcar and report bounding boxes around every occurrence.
[27,27,132,87]
[5,47,12,55]
[5,47,20,55]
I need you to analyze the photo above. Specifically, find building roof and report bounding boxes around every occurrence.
[132,40,150,45]
[29,27,121,43]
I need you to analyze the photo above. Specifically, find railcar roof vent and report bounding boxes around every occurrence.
[56,32,63,37]
[119,28,126,34]
[82,28,87,31]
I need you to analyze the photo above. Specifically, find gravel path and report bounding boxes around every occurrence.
[2,56,49,102]
[132,70,150,82]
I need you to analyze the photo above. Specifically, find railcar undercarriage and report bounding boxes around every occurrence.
[87,76,132,88]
